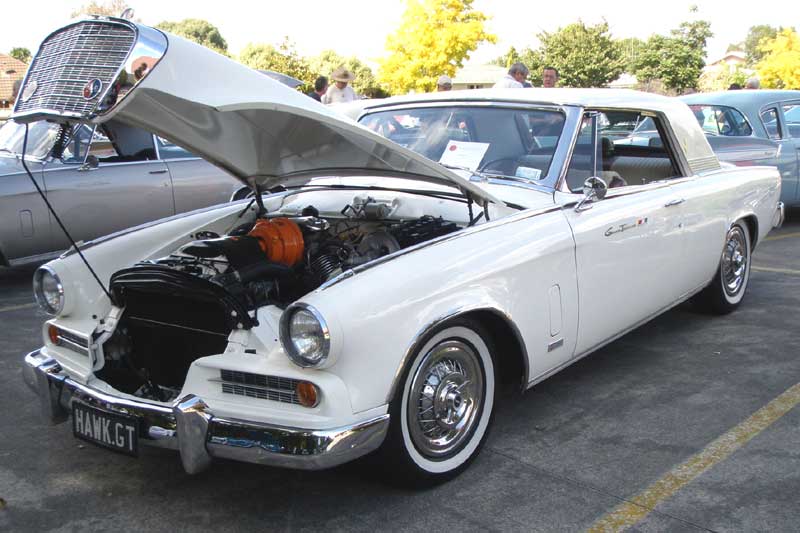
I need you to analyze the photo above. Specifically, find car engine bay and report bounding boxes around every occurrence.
[99,196,461,401]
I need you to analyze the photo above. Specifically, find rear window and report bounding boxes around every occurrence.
[688,105,752,136]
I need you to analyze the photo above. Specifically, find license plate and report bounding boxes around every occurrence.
[72,402,139,457]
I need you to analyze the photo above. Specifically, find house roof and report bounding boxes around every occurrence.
[0,54,27,102]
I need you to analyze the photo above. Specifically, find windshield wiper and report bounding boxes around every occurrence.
[440,163,507,181]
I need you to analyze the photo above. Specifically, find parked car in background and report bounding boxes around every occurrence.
[679,90,800,206]
[21,19,783,485]
[0,118,242,266]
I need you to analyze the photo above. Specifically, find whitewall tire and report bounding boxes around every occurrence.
[379,319,496,485]
[696,221,752,314]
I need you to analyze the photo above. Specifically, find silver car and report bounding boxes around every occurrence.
[0,118,243,266]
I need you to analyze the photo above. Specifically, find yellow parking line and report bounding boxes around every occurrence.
[0,302,37,313]
[765,231,800,242]
[589,382,800,532]
[752,265,800,276]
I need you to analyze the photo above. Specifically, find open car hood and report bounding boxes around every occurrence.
[12,18,502,207]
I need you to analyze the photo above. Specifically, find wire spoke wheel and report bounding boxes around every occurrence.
[407,340,484,459]
[721,226,748,297]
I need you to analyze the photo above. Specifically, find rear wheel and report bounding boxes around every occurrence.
[379,319,496,486]
[695,221,751,314]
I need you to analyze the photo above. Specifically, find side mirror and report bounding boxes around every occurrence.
[78,155,99,172]
[575,176,607,212]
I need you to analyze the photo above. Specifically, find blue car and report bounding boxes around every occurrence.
[680,90,800,206]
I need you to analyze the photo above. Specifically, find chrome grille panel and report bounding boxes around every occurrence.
[15,21,136,118]
[54,327,90,357]
[219,370,301,405]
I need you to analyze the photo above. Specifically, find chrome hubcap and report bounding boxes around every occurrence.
[408,340,484,458]
[722,227,748,296]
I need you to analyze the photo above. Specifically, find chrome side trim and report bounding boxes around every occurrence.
[22,350,389,473]
[387,305,530,403]
[319,205,562,292]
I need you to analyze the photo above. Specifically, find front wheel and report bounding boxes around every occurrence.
[378,320,496,486]
[695,221,751,314]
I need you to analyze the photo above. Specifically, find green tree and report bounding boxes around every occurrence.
[70,0,132,18]
[517,21,623,88]
[238,38,313,86]
[379,0,496,94]
[156,19,228,55]
[9,47,31,63]
[618,37,646,73]
[756,28,800,89]
[633,16,712,92]
[308,50,378,95]
[744,25,779,66]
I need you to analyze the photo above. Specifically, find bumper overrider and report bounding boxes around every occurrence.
[23,350,389,474]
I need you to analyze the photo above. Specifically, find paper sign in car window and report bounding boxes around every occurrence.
[439,140,490,171]
[515,166,542,180]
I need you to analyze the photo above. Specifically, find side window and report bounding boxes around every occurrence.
[156,136,193,159]
[760,108,782,140]
[87,130,119,160]
[688,105,752,136]
[782,103,800,138]
[566,111,680,192]
[61,125,94,164]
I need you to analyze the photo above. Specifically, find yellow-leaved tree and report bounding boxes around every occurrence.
[378,0,496,94]
[756,29,800,89]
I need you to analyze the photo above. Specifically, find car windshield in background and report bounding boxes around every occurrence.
[0,120,62,159]
[687,105,753,136]
[359,106,565,180]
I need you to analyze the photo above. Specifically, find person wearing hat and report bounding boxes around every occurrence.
[436,75,452,91]
[322,67,357,104]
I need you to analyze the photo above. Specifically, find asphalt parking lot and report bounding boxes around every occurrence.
[1,213,798,532]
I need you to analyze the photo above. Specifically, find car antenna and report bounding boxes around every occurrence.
[20,122,116,306]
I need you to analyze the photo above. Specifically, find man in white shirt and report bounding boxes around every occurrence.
[322,67,357,104]
[493,63,529,89]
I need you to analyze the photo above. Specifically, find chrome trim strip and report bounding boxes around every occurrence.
[209,378,298,396]
[547,338,564,352]
[22,349,390,473]
[319,204,562,292]
[387,305,530,403]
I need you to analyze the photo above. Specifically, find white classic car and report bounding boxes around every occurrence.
[20,18,784,485]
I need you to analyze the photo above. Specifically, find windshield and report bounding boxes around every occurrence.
[0,120,63,159]
[359,106,565,181]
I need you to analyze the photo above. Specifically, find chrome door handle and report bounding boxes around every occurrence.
[149,169,168,174]
[664,198,685,207]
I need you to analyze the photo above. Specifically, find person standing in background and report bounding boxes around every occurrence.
[322,67,356,104]
[542,67,559,88]
[493,63,529,88]
[436,75,452,91]
[308,76,328,101]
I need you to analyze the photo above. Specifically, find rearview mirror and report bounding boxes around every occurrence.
[575,176,607,212]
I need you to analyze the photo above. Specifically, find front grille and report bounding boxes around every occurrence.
[54,327,90,356]
[15,21,135,117]
[219,370,301,405]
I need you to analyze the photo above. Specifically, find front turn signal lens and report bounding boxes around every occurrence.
[296,381,319,408]
[48,324,60,345]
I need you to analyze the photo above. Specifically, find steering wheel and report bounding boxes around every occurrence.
[478,157,519,174]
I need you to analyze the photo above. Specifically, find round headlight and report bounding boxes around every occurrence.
[33,266,65,316]
[280,305,330,368]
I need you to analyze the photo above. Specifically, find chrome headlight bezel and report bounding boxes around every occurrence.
[279,303,331,369]
[33,265,65,316]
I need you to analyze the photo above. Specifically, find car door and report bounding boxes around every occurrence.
[760,106,798,205]
[779,101,800,202]
[155,136,241,213]
[41,125,174,252]
[559,112,686,357]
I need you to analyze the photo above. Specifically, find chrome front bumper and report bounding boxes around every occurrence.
[774,201,785,229]
[22,350,389,474]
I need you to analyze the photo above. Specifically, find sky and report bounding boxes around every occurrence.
[2,0,798,70]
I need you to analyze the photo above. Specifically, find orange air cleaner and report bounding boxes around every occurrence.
[248,218,304,266]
